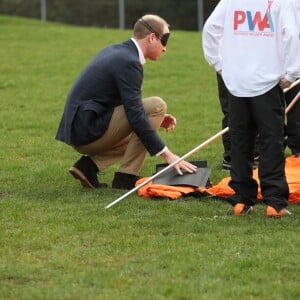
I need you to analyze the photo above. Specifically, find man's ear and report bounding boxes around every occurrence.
[148,33,155,43]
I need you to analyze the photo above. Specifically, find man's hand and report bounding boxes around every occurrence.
[160,149,197,175]
[160,114,176,132]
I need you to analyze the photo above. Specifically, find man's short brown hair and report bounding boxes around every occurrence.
[133,14,169,39]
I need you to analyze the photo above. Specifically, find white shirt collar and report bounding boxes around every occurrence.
[131,38,146,65]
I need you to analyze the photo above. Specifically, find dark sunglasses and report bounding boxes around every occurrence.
[138,18,170,47]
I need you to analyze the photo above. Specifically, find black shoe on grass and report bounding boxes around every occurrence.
[69,156,107,188]
[112,172,140,190]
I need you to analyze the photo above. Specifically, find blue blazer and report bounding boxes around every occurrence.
[56,39,165,156]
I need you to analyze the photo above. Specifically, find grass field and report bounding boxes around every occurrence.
[0,15,299,300]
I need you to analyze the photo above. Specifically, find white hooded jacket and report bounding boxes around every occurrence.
[202,0,300,97]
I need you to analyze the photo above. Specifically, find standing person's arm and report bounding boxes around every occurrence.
[202,0,227,72]
[279,0,300,89]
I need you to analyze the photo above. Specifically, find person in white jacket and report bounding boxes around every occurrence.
[285,0,300,156]
[202,0,300,217]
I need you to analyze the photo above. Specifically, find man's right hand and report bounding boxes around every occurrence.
[160,149,197,175]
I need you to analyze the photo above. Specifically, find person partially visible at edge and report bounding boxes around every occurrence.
[284,0,300,157]
[55,14,197,190]
[202,0,300,217]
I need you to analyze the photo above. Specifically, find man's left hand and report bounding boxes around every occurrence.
[160,114,176,132]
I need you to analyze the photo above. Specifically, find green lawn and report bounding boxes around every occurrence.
[0,15,299,300]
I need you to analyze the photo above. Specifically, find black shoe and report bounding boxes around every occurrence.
[112,172,140,190]
[69,156,107,188]
[222,158,231,170]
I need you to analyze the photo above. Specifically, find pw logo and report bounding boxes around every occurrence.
[234,10,274,32]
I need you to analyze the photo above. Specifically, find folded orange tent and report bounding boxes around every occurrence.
[137,155,300,204]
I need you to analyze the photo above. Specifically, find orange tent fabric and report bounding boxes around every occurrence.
[137,155,300,203]
[203,155,300,204]
[137,178,195,200]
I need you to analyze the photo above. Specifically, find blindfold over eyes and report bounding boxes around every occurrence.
[138,18,170,46]
[160,32,170,46]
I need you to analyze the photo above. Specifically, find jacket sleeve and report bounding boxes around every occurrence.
[115,59,165,156]
[281,1,300,82]
[202,0,227,72]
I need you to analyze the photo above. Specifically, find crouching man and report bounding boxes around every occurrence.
[56,14,197,190]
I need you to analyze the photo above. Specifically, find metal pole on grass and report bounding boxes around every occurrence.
[105,127,229,209]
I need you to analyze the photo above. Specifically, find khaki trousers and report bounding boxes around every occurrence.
[74,96,167,175]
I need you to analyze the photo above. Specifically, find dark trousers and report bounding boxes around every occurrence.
[217,73,259,160]
[216,73,231,159]
[228,85,289,211]
[285,84,300,155]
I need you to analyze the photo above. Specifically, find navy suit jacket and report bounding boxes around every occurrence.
[56,39,165,156]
